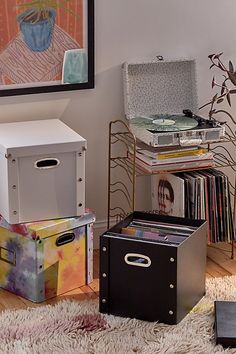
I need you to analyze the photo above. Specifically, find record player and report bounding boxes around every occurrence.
[123,58,225,147]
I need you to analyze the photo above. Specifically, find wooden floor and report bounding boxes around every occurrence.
[0,244,235,312]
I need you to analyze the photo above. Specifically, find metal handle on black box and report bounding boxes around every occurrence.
[124,253,151,268]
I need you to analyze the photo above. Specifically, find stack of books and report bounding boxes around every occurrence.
[128,141,215,173]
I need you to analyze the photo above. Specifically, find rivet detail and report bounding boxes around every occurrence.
[102,273,107,278]
[169,310,174,315]
[102,247,107,252]
[102,299,106,303]
[170,257,175,262]
[169,284,174,289]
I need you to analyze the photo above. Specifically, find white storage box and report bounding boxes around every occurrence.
[0,119,86,224]
[123,58,225,147]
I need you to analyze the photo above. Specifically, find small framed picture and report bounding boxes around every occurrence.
[0,0,94,96]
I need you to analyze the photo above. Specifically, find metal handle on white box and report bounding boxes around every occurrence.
[34,158,60,169]
[124,253,151,268]
[179,138,202,146]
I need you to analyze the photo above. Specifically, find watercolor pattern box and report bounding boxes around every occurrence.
[0,211,95,302]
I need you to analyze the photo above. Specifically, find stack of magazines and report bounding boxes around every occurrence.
[151,169,234,243]
[128,141,215,173]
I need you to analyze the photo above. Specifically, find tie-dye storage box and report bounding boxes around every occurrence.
[0,211,95,302]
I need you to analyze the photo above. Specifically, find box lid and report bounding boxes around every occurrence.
[0,210,95,240]
[123,58,198,120]
[0,119,86,157]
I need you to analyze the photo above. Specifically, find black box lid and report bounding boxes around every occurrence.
[215,301,236,347]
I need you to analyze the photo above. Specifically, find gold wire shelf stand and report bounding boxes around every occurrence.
[107,119,236,259]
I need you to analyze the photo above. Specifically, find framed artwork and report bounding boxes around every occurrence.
[0,0,94,96]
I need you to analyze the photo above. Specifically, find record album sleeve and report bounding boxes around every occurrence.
[151,174,185,217]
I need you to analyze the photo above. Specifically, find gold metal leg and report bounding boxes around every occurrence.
[231,176,236,259]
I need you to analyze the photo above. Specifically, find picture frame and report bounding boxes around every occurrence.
[0,0,94,96]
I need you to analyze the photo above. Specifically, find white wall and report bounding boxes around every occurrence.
[0,0,236,245]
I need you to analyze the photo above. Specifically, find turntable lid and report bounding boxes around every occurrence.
[123,58,198,120]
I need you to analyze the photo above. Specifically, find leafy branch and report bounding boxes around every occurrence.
[199,53,236,119]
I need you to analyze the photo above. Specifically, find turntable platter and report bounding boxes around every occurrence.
[131,114,198,132]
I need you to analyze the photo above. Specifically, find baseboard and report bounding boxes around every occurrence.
[93,219,109,249]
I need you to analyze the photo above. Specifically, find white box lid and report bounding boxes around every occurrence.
[0,119,86,157]
[123,58,198,120]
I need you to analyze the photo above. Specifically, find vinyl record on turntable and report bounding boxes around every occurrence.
[131,114,198,132]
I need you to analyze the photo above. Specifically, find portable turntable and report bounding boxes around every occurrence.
[123,58,225,147]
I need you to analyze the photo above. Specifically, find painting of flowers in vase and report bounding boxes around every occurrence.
[0,0,94,96]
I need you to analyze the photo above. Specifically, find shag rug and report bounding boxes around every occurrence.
[1,277,236,354]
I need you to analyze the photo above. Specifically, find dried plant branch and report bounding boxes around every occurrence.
[200,53,236,121]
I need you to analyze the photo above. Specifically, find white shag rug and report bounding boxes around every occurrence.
[1,276,236,354]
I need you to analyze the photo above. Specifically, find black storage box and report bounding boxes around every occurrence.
[100,211,207,325]
[214,301,236,348]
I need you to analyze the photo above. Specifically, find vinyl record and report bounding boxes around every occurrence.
[131,114,198,132]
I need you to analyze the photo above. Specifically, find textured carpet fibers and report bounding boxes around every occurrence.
[1,276,236,353]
